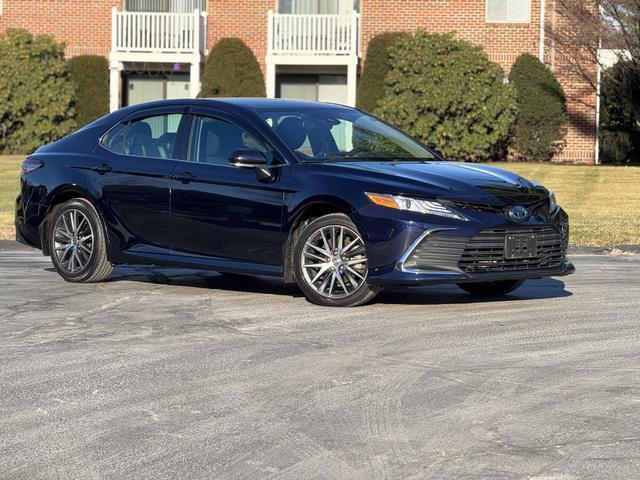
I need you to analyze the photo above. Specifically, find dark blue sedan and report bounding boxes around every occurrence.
[15,99,574,306]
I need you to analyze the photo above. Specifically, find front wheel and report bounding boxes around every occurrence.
[293,213,379,307]
[457,279,525,296]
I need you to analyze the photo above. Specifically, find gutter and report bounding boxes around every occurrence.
[539,0,546,61]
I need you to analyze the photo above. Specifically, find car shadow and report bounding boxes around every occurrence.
[46,264,571,305]
[108,265,305,298]
[374,277,572,305]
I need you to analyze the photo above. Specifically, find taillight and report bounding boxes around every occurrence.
[21,158,44,175]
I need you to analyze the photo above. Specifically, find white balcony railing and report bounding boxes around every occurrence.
[267,11,360,57]
[112,8,206,56]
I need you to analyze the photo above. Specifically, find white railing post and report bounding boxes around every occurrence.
[350,11,358,57]
[192,8,199,53]
[200,10,207,54]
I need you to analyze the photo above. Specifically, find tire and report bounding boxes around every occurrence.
[48,198,113,283]
[293,213,379,307]
[457,279,525,296]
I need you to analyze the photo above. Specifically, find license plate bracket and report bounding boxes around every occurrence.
[504,234,537,259]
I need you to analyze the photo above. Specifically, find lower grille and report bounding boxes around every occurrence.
[402,235,467,271]
[459,226,565,273]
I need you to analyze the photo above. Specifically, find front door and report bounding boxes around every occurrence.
[169,110,287,267]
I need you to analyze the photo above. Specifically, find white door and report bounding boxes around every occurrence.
[127,77,165,105]
[166,75,190,99]
[317,75,348,105]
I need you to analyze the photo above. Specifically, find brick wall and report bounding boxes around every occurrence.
[206,0,273,77]
[0,0,121,58]
[0,0,597,163]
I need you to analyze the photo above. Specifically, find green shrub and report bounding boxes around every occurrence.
[67,55,109,127]
[199,38,265,98]
[0,29,76,154]
[599,59,640,163]
[374,32,517,162]
[356,32,406,112]
[510,53,567,162]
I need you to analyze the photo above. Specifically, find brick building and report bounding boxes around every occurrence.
[0,0,598,163]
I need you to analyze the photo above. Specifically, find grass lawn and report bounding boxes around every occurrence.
[0,156,638,245]
[0,156,22,241]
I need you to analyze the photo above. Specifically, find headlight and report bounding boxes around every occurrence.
[549,192,559,213]
[366,193,467,221]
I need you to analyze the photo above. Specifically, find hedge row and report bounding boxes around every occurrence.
[360,32,569,162]
[3,29,599,163]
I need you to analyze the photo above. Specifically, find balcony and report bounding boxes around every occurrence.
[267,11,360,58]
[111,7,206,59]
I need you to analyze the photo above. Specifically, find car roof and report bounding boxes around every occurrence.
[118,98,353,116]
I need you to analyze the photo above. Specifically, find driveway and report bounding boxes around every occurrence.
[1,242,639,479]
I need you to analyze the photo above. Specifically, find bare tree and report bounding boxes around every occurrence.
[553,0,639,90]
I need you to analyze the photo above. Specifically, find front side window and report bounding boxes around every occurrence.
[261,107,437,162]
[124,113,183,159]
[486,0,530,23]
[188,116,273,166]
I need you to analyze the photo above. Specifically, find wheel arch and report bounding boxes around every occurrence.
[41,185,108,257]
[282,197,355,283]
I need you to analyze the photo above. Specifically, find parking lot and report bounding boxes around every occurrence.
[1,241,639,479]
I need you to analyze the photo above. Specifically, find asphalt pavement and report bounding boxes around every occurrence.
[1,241,639,479]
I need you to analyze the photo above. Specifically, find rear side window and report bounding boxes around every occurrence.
[101,123,126,154]
[102,113,183,159]
[124,114,183,159]
[188,116,272,166]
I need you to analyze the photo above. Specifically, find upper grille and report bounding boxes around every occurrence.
[458,226,565,273]
[448,199,552,219]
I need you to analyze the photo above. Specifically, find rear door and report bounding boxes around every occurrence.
[89,106,189,255]
[168,108,287,267]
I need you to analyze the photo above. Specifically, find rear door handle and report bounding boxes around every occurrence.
[91,164,112,175]
[171,171,197,183]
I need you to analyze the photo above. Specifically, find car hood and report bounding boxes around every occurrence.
[323,161,549,205]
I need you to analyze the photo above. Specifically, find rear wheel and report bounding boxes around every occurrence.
[457,279,524,296]
[49,198,113,283]
[293,213,379,307]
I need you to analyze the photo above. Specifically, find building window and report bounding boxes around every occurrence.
[486,0,530,23]
[277,0,358,14]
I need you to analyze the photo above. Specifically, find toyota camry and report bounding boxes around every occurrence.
[15,99,574,306]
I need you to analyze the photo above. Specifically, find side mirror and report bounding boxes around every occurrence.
[229,148,268,168]
[229,148,272,180]
[427,143,444,158]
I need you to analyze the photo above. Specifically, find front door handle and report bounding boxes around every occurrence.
[90,164,112,175]
[171,171,196,184]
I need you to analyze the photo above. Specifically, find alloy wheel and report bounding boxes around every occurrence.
[300,225,367,299]
[53,209,94,274]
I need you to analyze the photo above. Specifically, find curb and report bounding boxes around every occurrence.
[568,245,640,255]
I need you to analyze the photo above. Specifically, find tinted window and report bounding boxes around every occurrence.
[188,116,272,166]
[261,108,436,162]
[124,113,183,159]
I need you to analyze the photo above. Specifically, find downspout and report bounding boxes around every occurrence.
[539,0,546,61]
[595,37,602,165]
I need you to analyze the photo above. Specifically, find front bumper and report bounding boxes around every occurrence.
[352,204,574,287]
[367,260,575,286]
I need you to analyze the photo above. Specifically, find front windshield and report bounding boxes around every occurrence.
[260,107,438,162]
